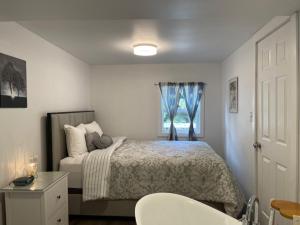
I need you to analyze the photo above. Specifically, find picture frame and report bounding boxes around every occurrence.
[0,53,27,108]
[229,77,238,113]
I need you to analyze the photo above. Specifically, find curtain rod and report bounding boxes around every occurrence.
[153,82,206,86]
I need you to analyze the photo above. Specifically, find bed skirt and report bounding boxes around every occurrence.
[68,190,225,217]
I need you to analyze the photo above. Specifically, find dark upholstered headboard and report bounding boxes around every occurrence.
[46,111,95,171]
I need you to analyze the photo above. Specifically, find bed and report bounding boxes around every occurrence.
[46,111,244,218]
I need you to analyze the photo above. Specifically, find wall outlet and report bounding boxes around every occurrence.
[293,215,300,225]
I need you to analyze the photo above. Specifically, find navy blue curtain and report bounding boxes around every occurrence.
[159,82,181,141]
[182,82,205,141]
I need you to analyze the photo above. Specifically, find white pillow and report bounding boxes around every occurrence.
[75,123,87,134]
[64,124,88,157]
[83,121,103,137]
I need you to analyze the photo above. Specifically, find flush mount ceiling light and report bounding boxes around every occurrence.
[133,44,158,56]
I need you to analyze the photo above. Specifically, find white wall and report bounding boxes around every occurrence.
[0,22,91,224]
[221,16,292,199]
[91,63,223,156]
[222,40,256,198]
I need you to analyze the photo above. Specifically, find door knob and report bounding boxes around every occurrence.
[253,142,262,149]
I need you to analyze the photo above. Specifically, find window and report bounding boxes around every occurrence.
[160,91,204,137]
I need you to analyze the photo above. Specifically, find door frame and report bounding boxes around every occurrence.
[254,13,299,201]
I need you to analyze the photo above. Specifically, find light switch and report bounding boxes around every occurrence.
[249,112,253,123]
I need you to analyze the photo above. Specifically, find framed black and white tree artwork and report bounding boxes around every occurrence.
[229,77,238,113]
[0,53,27,108]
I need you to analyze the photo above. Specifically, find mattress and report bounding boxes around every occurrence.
[59,153,87,188]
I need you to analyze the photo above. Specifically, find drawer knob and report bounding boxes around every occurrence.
[57,195,61,199]
[57,218,62,223]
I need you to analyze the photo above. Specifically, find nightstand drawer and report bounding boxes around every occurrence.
[47,204,68,225]
[45,177,68,218]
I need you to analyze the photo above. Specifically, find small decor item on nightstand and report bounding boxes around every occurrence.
[12,176,34,186]
[27,162,38,178]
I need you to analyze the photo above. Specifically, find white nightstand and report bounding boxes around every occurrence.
[1,171,69,225]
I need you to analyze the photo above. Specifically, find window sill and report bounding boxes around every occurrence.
[158,133,205,139]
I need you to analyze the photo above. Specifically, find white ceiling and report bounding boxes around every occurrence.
[1,0,300,65]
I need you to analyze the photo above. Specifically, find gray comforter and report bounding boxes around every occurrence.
[108,140,245,217]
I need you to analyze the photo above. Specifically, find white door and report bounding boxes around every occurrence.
[257,15,298,225]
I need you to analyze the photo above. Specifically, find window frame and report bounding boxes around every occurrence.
[158,91,205,138]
